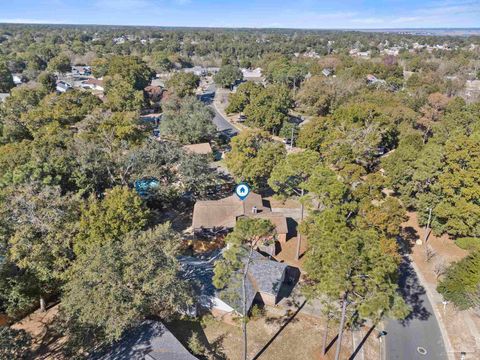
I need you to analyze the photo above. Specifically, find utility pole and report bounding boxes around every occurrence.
[290,126,294,150]
[423,207,432,244]
[334,293,348,360]
[295,188,304,260]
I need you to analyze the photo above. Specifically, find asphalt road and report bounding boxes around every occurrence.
[385,257,448,360]
[198,84,239,137]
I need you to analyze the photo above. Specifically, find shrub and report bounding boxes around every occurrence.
[456,237,480,251]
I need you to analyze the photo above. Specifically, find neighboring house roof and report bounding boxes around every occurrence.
[89,320,198,360]
[179,249,288,315]
[56,81,72,92]
[192,193,288,235]
[182,143,213,155]
[83,78,104,87]
[140,113,162,121]
[322,68,332,77]
[252,212,288,235]
[241,67,263,78]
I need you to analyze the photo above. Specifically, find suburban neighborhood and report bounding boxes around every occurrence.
[1,3,480,360]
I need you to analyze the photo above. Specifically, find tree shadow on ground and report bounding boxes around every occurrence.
[398,226,419,255]
[348,324,376,360]
[397,256,432,325]
[252,300,306,359]
[167,318,227,360]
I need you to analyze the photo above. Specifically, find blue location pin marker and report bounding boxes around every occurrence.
[235,183,250,201]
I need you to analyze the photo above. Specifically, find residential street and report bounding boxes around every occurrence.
[198,83,239,137]
[385,257,448,360]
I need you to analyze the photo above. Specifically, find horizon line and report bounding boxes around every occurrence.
[1,22,480,32]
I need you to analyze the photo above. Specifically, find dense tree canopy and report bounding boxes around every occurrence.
[160,96,216,144]
[214,64,243,88]
[225,130,286,188]
[0,61,14,92]
[166,72,200,97]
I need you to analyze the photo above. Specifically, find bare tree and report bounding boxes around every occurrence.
[433,258,447,279]
[425,244,437,262]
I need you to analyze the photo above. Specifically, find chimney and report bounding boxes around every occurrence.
[252,206,257,214]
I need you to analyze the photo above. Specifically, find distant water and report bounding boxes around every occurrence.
[356,28,480,36]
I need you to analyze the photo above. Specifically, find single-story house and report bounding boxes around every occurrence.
[71,65,92,76]
[241,67,263,81]
[89,320,198,360]
[366,74,386,86]
[12,73,26,85]
[82,78,104,91]
[206,67,220,75]
[56,80,72,93]
[182,143,213,156]
[140,113,162,126]
[192,192,288,253]
[179,249,292,318]
[322,68,333,77]
[183,66,207,77]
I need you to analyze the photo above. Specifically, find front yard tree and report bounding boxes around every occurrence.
[1,183,79,312]
[62,223,191,342]
[225,81,263,114]
[37,71,57,93]
[166,72,200,97]
[73,186,150,256]
[47,53,71,74]
[213,218,275,360]
[437,251,480,310]
[301,208,409,360]
[268,150,322,259]
[214,64,243,89]
[104,55,154,90]
[225,129,286,188]
[160,96,216,144]
[243,85,293,134]
[104,75,145,112]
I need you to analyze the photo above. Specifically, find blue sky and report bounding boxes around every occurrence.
[1,0,480,28]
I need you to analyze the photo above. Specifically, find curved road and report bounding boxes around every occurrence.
[198,84,239,137]
[385,256,448,360]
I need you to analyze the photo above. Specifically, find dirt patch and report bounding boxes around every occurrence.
[168,308,379,360]
[11,305,68,359]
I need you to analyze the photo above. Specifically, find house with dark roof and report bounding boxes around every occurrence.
[89,320,198,360]
[192,192,288,254]
[179,249,293,318]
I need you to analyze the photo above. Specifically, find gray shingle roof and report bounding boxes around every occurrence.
[179,249,287,315]
[89,321,197,360]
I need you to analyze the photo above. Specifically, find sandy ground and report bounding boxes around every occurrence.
[11,305,68,359]
[403,211,480,358]
[169,307,379,360]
